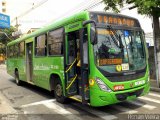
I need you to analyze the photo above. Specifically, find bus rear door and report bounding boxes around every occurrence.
[26,41,33,83]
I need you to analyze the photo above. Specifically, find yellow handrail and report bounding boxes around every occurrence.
[66,74,77,90]
[65,58,77,73]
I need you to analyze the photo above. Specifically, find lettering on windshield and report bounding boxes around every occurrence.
[97,29,114,35]
[99,58,122,65]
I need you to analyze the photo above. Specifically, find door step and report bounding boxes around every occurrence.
[69,95,90,105]
[27,81,35,85]
[69,95,82,102]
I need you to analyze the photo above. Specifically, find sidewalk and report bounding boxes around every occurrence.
[0,64,6,68]
[150,87,160,92]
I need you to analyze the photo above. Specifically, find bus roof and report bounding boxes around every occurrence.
[8,11,141,46]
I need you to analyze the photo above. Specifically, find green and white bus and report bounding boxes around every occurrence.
[7,11,150,107]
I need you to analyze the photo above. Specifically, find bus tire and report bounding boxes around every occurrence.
[15,70,21,86]
[54,78,67,104]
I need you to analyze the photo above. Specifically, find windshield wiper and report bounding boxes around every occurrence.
[107,25,124,49]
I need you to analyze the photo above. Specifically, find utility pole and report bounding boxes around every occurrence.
[11,0,48,36]
[152,9,160,87]
[15,17,20,30]
[11,0,48,24]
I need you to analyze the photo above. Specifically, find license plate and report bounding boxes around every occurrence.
[122,63,129,70]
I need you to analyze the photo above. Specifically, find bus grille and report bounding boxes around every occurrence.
[107,71,145,82]
[115,88,144,101]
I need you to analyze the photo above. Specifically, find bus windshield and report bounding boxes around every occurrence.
[94,28,146,73]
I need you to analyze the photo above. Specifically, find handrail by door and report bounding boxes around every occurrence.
[65,58,77,73]
[66,74,77,90]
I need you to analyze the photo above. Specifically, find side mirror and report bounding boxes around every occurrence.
[90,27,97,45]
[83,20,97,45]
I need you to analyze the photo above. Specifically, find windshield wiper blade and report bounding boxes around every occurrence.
[106,25,119,47]
[109,32,119,47]
[107,25,123,48]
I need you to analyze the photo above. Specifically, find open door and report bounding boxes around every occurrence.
[79,28,89,104]
[65,31,79,96]
[26,42,33,83]
[65,28,89,104]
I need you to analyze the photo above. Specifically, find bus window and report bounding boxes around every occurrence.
[7,47,9,58]
[15,44,19,58]
[35,34,47,56]
[7,46,11,58]
[19,42,25,57]
[10,45,14,58]
[48,28,63,56]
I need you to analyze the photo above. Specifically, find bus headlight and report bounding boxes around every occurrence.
[95,77,112,92]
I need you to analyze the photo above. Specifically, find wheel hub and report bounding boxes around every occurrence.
[56,84,62,97]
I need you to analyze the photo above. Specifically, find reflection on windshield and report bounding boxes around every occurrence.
[94,28,146,73]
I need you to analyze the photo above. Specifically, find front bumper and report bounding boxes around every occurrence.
[90,82,150,107]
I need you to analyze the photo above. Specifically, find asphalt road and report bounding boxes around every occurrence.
[0,64,160,120]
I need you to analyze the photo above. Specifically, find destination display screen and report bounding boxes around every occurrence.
[90,12,140,27]
[99,59,122,65]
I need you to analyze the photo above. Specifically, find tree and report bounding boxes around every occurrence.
[103,0,160,85]
[0,26,17,55]
[103,0,160,14]
[0,26,17,44]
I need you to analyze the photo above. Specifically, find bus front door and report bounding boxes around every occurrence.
[65,29,89,104]
[26,42,33,83]
[65,31,79,96]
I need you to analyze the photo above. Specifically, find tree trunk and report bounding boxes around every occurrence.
[153,14,160,87]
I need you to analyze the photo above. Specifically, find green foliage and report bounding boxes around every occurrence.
[103,0,160,16]
[103,0,123,13]
[0,26,17,44]
[133,0,160,16]
[0,26,17,55]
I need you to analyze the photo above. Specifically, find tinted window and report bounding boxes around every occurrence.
[9,46,14,58]
[7,47,9,58]
[7,46,11,58]
[48,28,63,55]
[19,42,25,57]
[14,44,19,58]
[35,34,47,56]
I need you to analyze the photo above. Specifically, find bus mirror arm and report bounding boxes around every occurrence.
[83,20,97,45]
[83,20,96,26]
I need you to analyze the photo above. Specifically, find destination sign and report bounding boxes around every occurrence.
[90,12,140,27]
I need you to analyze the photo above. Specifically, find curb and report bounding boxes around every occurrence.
[150,87,160,92]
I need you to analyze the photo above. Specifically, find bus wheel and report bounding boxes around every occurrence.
[15,71,21,86]
[54,79,67,103]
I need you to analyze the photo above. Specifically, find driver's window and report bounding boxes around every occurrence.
[135,31,144,58]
